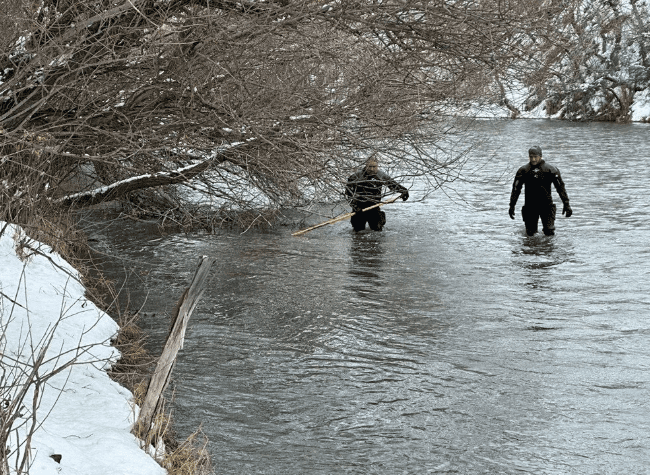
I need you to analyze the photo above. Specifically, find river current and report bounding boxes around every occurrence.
[91,120,650,474]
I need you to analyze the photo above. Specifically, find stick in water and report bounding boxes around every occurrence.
[292,195,402,236]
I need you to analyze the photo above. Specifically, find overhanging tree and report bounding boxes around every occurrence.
[1,0,561,227]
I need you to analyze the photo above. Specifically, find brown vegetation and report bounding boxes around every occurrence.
[0,0,565,228]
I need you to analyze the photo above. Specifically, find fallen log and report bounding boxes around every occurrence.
[134,255,215,441]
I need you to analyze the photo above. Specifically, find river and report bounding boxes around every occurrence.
[90,119,650,474]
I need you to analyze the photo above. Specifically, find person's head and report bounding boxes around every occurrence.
[528,146,542,166]
[365,157,378,175]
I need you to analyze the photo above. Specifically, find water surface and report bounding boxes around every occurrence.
[92,120,650,474]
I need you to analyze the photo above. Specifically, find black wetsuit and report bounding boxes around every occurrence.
[345,168,407,231]
[509,160,570,236]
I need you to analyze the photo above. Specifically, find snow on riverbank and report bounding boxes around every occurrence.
[0,222,165,475]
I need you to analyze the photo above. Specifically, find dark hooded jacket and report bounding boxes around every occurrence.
[509,160,570,209]
[346,168,407,209]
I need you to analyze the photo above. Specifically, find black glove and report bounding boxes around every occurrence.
[401,189,409,201]
[563,203,572,217]
[508,205,515,220]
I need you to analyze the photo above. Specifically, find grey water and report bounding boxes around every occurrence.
[91,120,650,474]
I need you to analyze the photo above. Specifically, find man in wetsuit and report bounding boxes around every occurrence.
[509,146,572,236]
[345,158,409,231]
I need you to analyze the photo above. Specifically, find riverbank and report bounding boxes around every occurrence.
[476,88,650,122]
[492,85,650,123]
[0,220,211,474]
[0,221,167,474]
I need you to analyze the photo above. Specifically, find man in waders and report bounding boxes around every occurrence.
[509,146,572,236]
[345,157,409,232]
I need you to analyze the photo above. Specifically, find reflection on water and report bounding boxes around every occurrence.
[521,234,556,259]
[93,120,650,474]
[348,232,385,290]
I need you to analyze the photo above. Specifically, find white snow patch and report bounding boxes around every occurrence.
[631,89,650,121]
[0,223,166,475]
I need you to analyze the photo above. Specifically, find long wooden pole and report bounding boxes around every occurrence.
[292,195,402,236]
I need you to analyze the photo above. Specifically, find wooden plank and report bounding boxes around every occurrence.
[134,255,215,439]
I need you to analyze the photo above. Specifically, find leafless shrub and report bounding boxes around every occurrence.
[0,270,113,474]
[0,0,562,228]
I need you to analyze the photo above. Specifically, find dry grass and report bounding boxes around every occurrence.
[108,307,213,474]
[1,106,214,472]
[131,386,213,475]
[108,311,156,393]
[163,429,212,475]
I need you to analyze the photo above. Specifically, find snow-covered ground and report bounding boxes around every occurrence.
[0,222,165,475]
[473,95,650,122]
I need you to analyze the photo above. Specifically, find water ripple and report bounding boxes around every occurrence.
[96,120,650,474]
